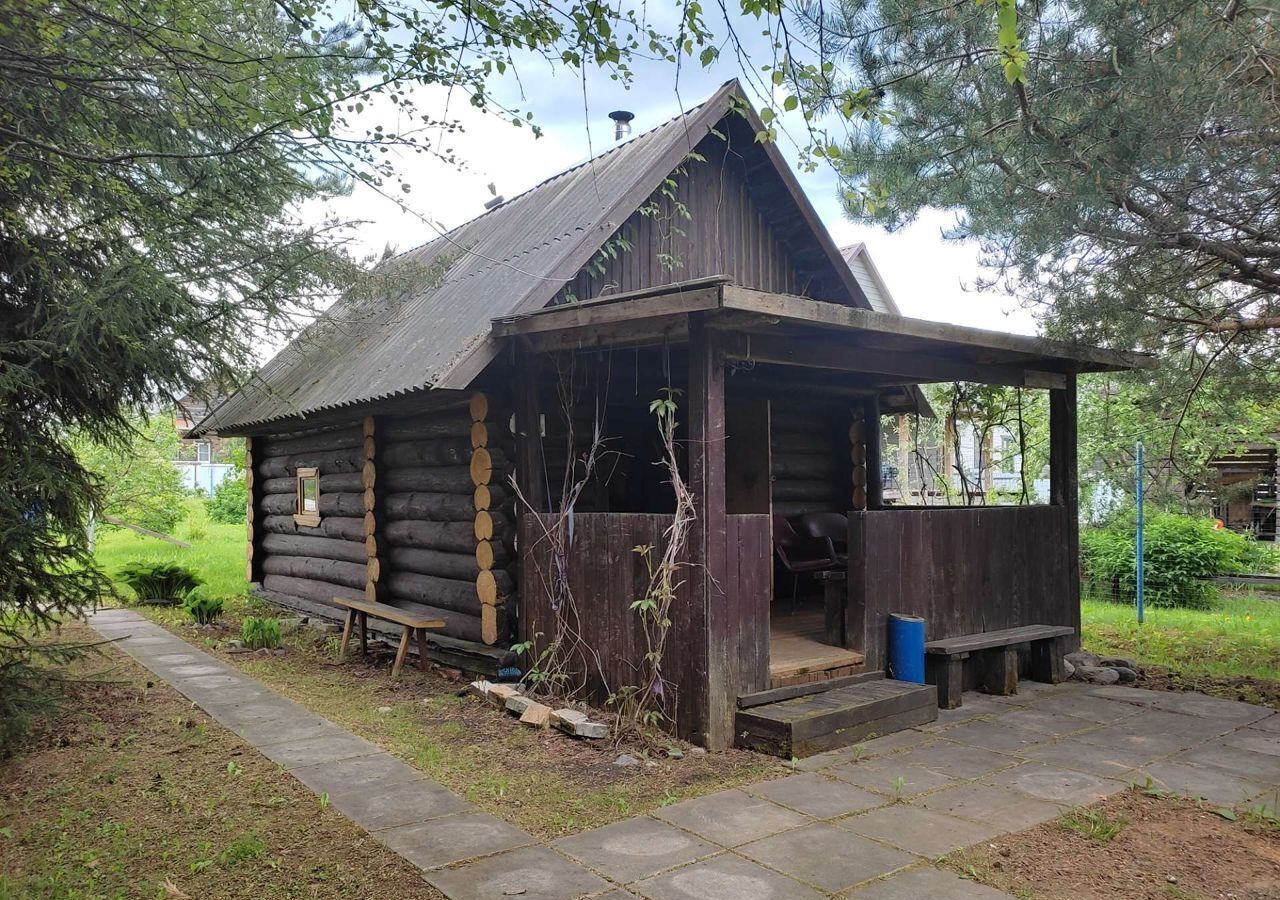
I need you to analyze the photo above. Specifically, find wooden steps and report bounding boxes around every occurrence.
[736,678,937,758]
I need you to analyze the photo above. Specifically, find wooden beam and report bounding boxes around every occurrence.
[718,330,1070,389]
[863,395,883,510]
[246,436,263,584]
[720,285,1155,372]
[1050,375,1081,649]
[514,317,690,354]
[514,351,548,514]
[494,286,721,338]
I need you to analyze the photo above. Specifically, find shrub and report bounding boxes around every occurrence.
[206,474,247,524]
[183,593,224,625]
[241,617,281,650]
[117,562,202,605]
[1082,511,1266,609]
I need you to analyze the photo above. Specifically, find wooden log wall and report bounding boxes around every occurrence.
[254,421,370,612]
[848,506,1074,671]
[250,393,517,648]
[379,391,516,646]
[769,403,853,519]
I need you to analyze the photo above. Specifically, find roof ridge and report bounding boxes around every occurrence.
[383,84,734,266]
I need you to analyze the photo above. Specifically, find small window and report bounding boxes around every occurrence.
[294,467,320,526]
[196,441,212,463]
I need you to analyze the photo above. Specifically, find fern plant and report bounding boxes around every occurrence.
[116,562,202,605]
[183,593,224,625]
[241,617,281,650]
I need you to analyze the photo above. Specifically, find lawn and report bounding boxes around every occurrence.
[93,499,248,601]
[0,625,444,900]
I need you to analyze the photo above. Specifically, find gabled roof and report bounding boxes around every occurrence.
[840,243,902,315]
[195,80,873,435]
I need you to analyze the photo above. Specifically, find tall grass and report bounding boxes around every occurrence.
[1082,595,1280,682]
[94,499,248,600]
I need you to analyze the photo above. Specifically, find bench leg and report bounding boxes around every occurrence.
[927,655,965,709]
[391,625,412,680]
[976,647,1019,696]
[416,628,430,671]
[1030,635,1068,684]
[359,611,367,657]
[338,609,355,660]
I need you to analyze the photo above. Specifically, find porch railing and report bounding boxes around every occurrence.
[848,505,1076,671]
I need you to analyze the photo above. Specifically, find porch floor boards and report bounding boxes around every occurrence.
[769,604,864,688]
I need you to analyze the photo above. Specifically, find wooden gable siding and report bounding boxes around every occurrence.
[557,135,806,303]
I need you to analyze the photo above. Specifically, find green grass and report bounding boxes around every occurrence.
[1082,594,1280,682]
[1059,806,1127,842]
[94,499,247,601]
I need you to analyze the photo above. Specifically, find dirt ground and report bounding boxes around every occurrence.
[948,791,1280,900]
[0,630,444,900]
[142,610,783,839]
[1137,665,1280,709]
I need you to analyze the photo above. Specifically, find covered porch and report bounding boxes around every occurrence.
[497,277,1151,749]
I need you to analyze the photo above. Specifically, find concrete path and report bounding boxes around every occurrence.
[90,609,1280,900]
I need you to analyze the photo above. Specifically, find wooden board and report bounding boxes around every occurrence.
[924,624,1075,656]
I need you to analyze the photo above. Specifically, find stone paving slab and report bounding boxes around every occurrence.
[553,816,719,884]
[837,805,1003,859]
[737,823,916,893]
[653,790,811,847]
[914,782,1065,830]
[744,773,886,819]
[259,731,382,769]
[1223,727,1280,757]
[981,763,1123,806]
[827,758,957,798]
[376,811,535,869]
[888,742,1021,780]
[631,853,825,900]
[932,720,1050,754]
[989,707,1099,738]
[425,846,611,900]
[1174,740,1280,783]
[1135,760,1271,807]
[330,777,474,831]
[1021,738,1148,775]
[844,865,1013,899]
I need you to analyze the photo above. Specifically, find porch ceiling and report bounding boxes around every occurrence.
[491,279,1156,389]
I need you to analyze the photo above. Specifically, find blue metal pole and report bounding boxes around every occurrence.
[1135,441,1145,625]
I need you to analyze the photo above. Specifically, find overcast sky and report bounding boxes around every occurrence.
[320,21,1038,336]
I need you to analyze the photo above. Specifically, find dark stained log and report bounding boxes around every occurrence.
[383,491,475,522]
[258,419,362,443]
[383,520,476,554]
[261,426,363,458]
[383,466,474,493]
[260,515,365,542]
[472,483,510,510]
[772,500,827,518]
[725,398,772,515]
[772,453,835,479]
[258,448,365,479]
[771,479,839,502]
[380,439,472,468]
[385,571,483,615]
[476,568,515,603]
[387,546,482,581]
[764,429,831,454]
[475,539,511,570]
[261,556,366,590]
[259,491,364,517]
[261,472,365,494]
[263,573,364,605]
[380,415,475,442]
[261,532,367,563]
[246,437,262,583]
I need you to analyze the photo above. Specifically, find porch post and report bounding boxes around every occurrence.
[863,394,883,510]
[687,313,731,748]
[1050,373,1081,645]
[514,349,548,514]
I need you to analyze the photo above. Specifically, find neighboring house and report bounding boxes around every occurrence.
[173,393,235,493]
[839,245,1048,504]
[1207,440,1278,541]
[193,81,1151,751]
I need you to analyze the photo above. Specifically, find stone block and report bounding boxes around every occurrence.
[519,701,552,727]
[487,683,520,706]
[467,679,492,700]
[504,694,535,716]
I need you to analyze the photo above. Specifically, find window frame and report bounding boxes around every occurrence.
[294,467,321,527]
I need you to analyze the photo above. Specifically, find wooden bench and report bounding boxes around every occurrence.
[925,625,1075,709]
[333,597,445,680]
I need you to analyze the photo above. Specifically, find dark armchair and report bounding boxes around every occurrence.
[797,512,850,567]
[773,515,838,602]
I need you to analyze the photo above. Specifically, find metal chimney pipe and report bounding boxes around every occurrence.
[608,110,634,142]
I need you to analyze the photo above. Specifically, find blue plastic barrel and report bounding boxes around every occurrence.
[887,614,926,684]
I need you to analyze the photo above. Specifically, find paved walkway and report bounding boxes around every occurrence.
[90,609,1280,899]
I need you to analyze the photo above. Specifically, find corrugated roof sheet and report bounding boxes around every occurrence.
[196,82,752,434]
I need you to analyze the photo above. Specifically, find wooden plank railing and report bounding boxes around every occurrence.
[849,506,1076,671]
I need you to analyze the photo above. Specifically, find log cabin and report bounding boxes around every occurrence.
[193,80,1155,753]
